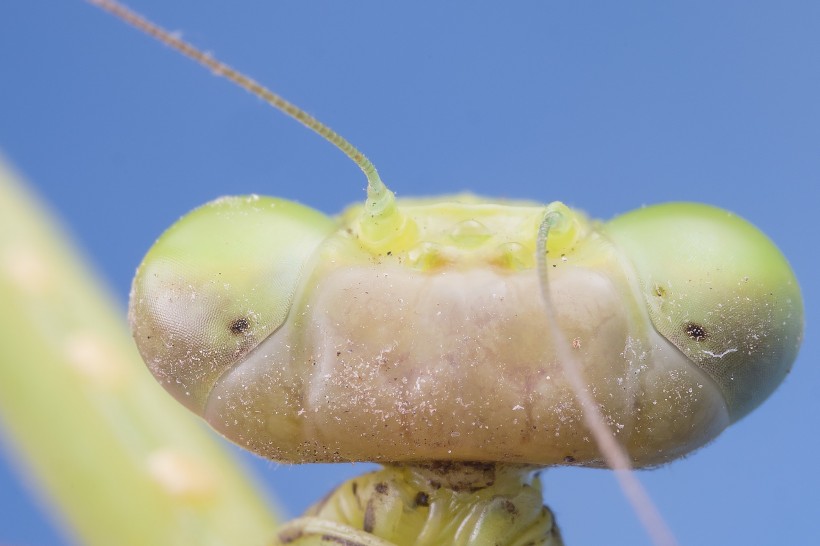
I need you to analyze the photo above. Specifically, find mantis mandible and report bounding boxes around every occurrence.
[90,2,804,545]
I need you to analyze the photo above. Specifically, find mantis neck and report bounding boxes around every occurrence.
[276,463,563,546]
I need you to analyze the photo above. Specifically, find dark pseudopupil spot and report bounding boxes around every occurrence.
[685,322,708,342]
[229,317,251,335]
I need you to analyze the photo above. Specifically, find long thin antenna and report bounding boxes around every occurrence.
[536,210,680,546]
[87,0,396,217]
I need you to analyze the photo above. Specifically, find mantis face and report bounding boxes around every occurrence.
[129,196,802,468]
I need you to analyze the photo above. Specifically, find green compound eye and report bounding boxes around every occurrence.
[128,196,336,414]
[603,203,803,422]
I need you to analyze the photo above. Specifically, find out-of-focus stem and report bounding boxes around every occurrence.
[0,156,280,545]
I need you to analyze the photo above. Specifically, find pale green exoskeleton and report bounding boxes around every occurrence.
[92,1,804,545]
[131,195,799,468]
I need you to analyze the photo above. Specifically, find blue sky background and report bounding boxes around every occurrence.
[1,1,818,545]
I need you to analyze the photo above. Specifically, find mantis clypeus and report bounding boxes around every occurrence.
[0,1,812,544]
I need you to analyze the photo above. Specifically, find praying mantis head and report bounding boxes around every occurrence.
[129,187,802,468]
[108,0,802,470]
[97,1,803,543]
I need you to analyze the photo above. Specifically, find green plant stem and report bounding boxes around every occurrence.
[0,156,280,545]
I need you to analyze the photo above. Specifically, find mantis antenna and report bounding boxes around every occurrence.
[87,0,406,248]
[537,210,679,546]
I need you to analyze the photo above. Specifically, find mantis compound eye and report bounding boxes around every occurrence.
[603,203,803,422]
[128,196,335,414]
